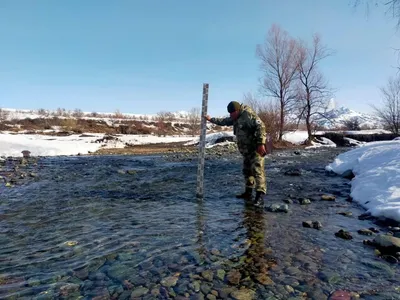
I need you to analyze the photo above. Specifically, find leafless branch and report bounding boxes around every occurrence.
[256,24,299,141]
[373,75,400,134]
[296,34,334,142]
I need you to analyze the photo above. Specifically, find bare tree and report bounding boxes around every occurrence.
[256,24,299,141]
[155,111,170,136]
[37,108,49,117]
[187,107,201,136]
[114,109,124,119]
[296,34,333,143]
[72,108,84,118]
[343,117,361,130]
[373,76,400,134]
[0,108,9,121]
[165,112,176,122]
[352,0,400,26]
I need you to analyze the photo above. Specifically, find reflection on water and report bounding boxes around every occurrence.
[0,149,399,299]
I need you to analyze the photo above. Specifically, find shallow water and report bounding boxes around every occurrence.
[0,148,399,299]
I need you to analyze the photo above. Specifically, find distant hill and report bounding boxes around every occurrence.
[315,106,382,129]
[0,105,383,134]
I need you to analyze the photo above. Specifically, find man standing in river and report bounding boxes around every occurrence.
[205,101,267,207]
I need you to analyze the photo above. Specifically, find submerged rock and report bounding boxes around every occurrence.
[201,270,214,282]
[313,221,323,230]
[358,229,374,236]
[335,230,352,240]
[216,269,226,281]
[341,169,355,179]
[382,255,398,264]
[321,194,336,201]
[161,275,179,287]
[230,288,256,300]
[373,235,400,253]
[255,274,274,285]
[226,269,241,285]
[302,221,322,230]
[337,211,352,217]
[328,290,351,300]
[284,168,302,176]
[300,198,311,205]
[130,286,149,298]
[283,199,293,204]
[358,213,373,220]
[266,204,289,213]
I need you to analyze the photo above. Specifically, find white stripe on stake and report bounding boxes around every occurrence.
[196,83,209,198]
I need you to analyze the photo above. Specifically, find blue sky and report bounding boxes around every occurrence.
[1,0,399,116]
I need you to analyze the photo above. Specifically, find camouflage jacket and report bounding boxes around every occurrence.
[209,104,266,154]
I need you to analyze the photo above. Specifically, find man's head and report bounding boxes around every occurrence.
[227,101,241,120]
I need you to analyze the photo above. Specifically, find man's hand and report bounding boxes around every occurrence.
[257,144,267,157]
[205,115,211,121]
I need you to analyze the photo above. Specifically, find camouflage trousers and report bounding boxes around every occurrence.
[242,152,266,194]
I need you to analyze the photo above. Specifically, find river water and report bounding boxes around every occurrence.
[0,148,399,299]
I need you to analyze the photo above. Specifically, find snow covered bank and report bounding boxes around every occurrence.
[326,140,400,222]
[0,133,194,157]
[305,137,336,149]
[282,131,309,145]
[0,133,102,157]
[185,132,235,148]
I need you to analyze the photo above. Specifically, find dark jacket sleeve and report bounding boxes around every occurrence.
[209,116,234,127]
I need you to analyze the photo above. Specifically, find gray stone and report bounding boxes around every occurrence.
[190,281,201,293]
[321,194,335,201]
[284,267,301,276]
[107,263,131,281]
[201,270,214,282]
[358,229,374,236]
[200,283,212,295]
[337,211,352,217]
[374,235,400,252]
[130,286,149,298]
[226,269,241,285]
[230,288,256,300]
[335,230,352,240]
[216,269,225,281]
[317,271,341,284]
[313,221,323,230]
[161,275,179,287]
[206,294,217,300]
[341,169,354,179]
[382,255,398,264]
[190,293,205,300]
[300,198,311,205]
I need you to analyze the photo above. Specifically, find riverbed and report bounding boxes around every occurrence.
[0,147,399,299]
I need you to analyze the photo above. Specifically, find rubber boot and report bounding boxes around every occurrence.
[235,187,253,200]
[254,191,265,207]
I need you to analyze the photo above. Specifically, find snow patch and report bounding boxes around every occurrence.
[326,140,400,222]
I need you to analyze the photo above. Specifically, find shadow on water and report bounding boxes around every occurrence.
[0,149,399,299]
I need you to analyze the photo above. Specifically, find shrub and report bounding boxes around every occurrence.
[72,108,84,118]
[342,117,361,131]
[244,98,280,142]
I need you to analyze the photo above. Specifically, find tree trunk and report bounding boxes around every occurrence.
[306,95,312,143]
[279,98,284,141]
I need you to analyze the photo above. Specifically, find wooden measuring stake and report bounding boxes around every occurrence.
[196,83,209,198]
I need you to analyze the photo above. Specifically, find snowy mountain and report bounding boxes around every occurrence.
[0,106,383,130]
[316,106,383,129]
